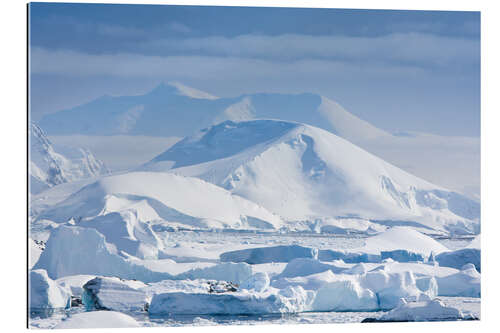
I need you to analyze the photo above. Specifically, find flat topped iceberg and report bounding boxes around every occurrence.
[435,248,480,272]
[82,276,148,312]
[148,286,313,315]
[220,245,318,264]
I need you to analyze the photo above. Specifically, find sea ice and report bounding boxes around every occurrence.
[373,299,467,322]
[54,311,140,328]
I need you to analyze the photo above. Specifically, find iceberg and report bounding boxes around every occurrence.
[177,262,253,285]
[240,272,270,292]
[78,210,163,259]
[148,288,311,315]
[220,245,318,264]
[435,248,480,272]
[29,269,71,310]
[34,226,174,282]
[368,299,470,322]
[436,263,480,297]
[311,279,378,312]
[82,277,148,312]
[276,258,346,279]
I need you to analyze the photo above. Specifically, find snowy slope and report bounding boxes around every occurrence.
[38,171,283,231]
[29,122,109,194]
[142,120,479,235]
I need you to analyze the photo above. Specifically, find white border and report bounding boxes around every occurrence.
[1,1,498,332]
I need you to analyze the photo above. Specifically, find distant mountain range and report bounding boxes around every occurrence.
[38,82,389,143]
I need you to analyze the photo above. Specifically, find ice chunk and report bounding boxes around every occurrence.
[380,250,426,263]
[311,279,378,312]
[54,311,139,329]
[178,262,253,284]
[276,258,345,278]
[359,270,434,310]
[220,245,318,264]
[272,270,339,291]
[375,271,431,310]
[435,248,480,272]
[373,299,466,322]
[29,269,71,310]
[82,277,148,312]
[436,264,480,297]
[78,210,162,259]
[415,276,438,299]
[318,249,380,263]
[56,275,96,296]
[34,226,173,282]
[240,272,270,292]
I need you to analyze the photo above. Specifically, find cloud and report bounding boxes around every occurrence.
[30,46,433,81]
[135,33,479,68]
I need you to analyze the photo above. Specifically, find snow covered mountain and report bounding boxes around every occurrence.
[38,82,388,143]
[38,171,284,233]
[29,122,109,194]
[141,120,479,235]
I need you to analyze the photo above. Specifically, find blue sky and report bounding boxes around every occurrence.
[29,3,480,136]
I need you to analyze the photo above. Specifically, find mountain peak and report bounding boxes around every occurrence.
[148,81,218,100]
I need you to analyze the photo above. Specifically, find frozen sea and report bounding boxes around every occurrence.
[29,231,479,329]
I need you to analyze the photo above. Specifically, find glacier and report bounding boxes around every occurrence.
[29,122,109,194]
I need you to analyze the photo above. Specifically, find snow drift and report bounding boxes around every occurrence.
[38,171,283,232]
